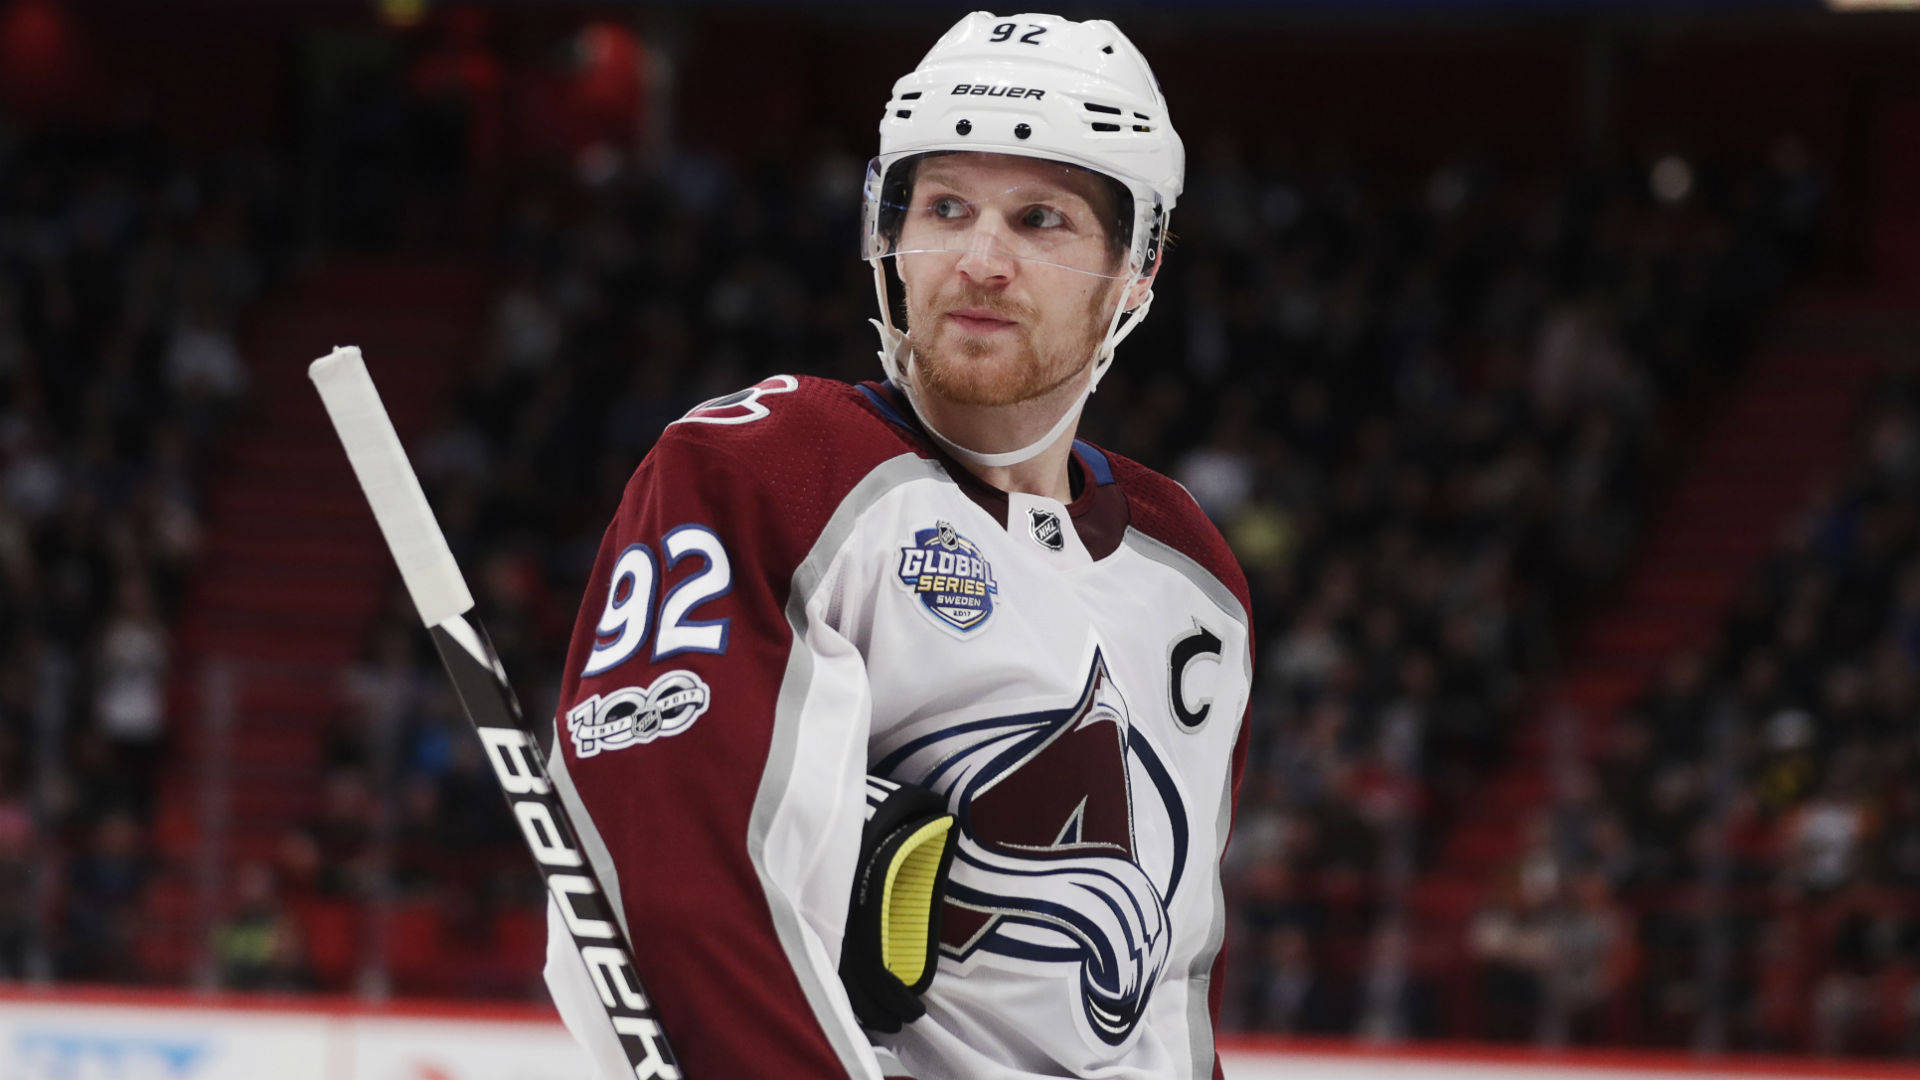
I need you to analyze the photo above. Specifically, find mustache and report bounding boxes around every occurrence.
[935,288,1034,323]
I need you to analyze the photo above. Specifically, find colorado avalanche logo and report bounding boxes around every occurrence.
[875,643,1189,1048]
[896,521,999,634]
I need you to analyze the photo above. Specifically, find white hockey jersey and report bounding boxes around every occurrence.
[543,376,1253,1080]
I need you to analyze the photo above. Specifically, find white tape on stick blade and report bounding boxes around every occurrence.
[309,345,475,627]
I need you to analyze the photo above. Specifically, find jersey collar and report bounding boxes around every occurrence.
[857,380,1129,559]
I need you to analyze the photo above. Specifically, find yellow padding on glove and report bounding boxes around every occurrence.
[879,816,954,986]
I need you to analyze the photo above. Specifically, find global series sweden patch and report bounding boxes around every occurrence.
[897,521,999,634]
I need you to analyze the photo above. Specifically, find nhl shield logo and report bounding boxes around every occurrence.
[1028,507,1065,551]
[897,520,999,634]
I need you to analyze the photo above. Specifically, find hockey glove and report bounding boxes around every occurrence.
[840,775,958,1033]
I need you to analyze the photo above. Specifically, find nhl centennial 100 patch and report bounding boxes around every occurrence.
[565,670,712,757]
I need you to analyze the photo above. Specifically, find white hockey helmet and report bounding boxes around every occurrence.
[864,12,1185,468]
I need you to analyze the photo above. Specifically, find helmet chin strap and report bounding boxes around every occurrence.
[868,262,1152,470]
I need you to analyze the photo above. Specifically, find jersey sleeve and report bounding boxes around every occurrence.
[541,416,883,1080]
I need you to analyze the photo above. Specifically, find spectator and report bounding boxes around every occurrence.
[1552,870,1632,1044]
[1249,924,1349,1035]
[1471,865,1557,1041]
[212,862,310,991]
[91,574,167,816]
[0,796,33,976]
[60,811,149,980]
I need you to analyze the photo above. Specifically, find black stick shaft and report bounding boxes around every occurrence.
[429,615,683,1080]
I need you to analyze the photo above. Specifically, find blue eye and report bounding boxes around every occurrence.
[1023,205,1067,229]
[930,195,968,219]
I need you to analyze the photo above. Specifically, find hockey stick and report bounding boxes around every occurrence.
[310,346,682,1080]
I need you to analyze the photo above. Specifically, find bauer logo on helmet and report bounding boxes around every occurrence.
[950,84,1046,99]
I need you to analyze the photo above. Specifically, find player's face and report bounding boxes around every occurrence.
[896,153,1130,408]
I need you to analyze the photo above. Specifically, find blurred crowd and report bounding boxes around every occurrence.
[0,120,289,980]
[1169,142,1826,1040]
[1190,143,1821,1041]
[1514,354,1920,1054]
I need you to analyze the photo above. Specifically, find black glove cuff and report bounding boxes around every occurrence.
[841,776,958,1031]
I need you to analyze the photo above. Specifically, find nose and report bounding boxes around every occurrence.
[953,214,1018,284]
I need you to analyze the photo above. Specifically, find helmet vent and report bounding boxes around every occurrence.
[1101,44,1114,54]
[1086,101,1137,134]
[896,110,912,119]
[901,92,922,100]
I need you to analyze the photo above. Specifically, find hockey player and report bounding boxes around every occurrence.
[543,12,1252,1079]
